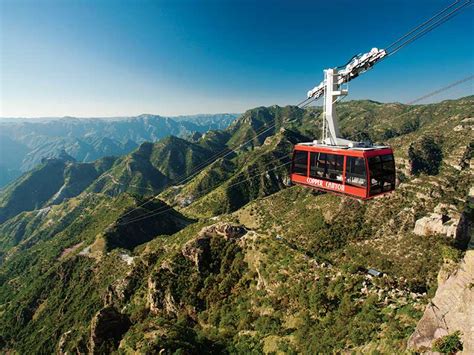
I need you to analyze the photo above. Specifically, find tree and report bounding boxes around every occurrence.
[408,135,443,175]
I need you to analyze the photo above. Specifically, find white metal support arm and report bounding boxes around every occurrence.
[307,48,387,147]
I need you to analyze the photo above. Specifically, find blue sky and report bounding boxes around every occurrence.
[1,0,473,117]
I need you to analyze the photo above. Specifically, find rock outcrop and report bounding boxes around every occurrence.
[413,204,463,239]
[453,117,474,133]
[408,245,474,353]
[408,192,474,353]
[181,223,247,270]
[147,223,247,316]
[147,266,180,316]
[445,143,473,171]
[57,330,73,354]
[104,268,141,306]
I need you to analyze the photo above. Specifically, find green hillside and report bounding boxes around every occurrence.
[0,96,472,353]
[0,113,239,188]
[0,156,117,224]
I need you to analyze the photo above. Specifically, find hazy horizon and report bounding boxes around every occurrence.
[0,112,241,121]
[0,93,472,120]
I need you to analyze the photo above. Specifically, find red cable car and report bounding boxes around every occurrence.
[290,144,395,199]
[290,62,396,199]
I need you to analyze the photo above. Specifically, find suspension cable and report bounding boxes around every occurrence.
[118,160,293,226]
[385,0,463,51]
[116,91,321,220]
[407,74,473,104]
[117,106,317,225]
[387,0,472,56]
[116,113,302,220]
[118,74,473,226]
[107,0,470,222]
[344,75,473,141]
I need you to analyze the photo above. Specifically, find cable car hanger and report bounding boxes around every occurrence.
[306,47,387,148]
[290,0,471,200]
[290,47,397,199]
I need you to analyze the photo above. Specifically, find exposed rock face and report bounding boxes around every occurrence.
[181,222,247,270]
[89,306,131,354]
[104,268,140,306]
[414,213,457,237]
[181,237,211,271]
[147,268,179,316]
[199,222,247,240]
[446,144,473,171]
[147,223,247,316]
[453,117,474,133]
[409,195,474,353]
[413,204,462,239]
[408,247,474,353]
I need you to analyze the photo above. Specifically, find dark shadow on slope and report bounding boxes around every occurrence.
[454,193,474,251]
[0,159,66,223]
[104,199,194,251]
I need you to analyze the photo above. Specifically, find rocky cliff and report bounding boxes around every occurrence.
[408,187,474,353]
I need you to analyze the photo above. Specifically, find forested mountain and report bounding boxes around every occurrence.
[0,113,238,188]
[0,97,472,353]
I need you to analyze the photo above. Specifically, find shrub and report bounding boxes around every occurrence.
[441,245,463,263]
[400,117,420,135]
[432,331,463,354]
[408,135,443,175]
[382,128,397,140]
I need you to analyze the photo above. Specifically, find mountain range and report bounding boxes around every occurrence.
[0,113,239,188]
[0,96,472,353]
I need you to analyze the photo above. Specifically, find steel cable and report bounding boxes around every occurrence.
[107,0,471,223]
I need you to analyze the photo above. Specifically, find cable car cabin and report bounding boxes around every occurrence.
[290,143,395,200]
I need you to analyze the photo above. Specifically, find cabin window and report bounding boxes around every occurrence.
[345,157,367,187]
[369,154,396,195]
[327,154,344,182]
[310,152,326,178]
[293,151,308,176]
[310,152,343,182]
